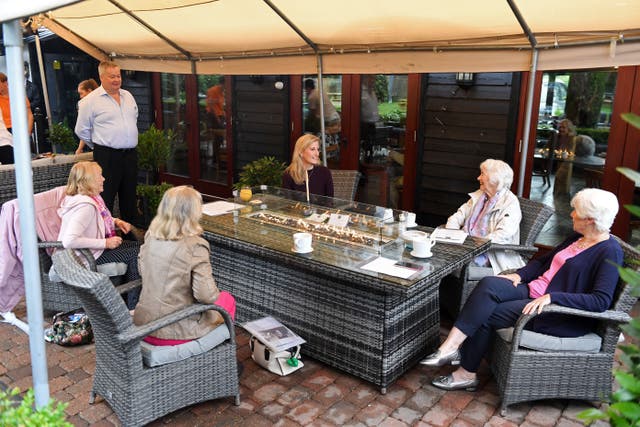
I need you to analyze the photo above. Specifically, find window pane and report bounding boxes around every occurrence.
[359,74,408,208]
[198,75,227,183]
[302,75,342,168]
[161,74,189,176]
[530,70,616,246]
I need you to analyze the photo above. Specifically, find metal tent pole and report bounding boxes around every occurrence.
[3,19,50,408]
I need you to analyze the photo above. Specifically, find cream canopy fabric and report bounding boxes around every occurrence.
[21,0,640,74]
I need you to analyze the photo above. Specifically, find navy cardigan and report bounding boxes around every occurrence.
[517,233,623,337]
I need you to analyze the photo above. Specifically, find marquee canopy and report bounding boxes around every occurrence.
[23,0,640,74]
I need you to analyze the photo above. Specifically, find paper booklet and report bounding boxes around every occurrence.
[430,228,468,244]
[242,316,306,352]
[202,200,244,216]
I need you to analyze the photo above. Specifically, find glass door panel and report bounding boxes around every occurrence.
[302,75,342,169]
[161,73,189,176]
[358,74,408,208]
[530,70,617,245]
[197,75,227,184]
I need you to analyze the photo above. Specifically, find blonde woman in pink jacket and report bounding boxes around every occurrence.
[57,161,140,305]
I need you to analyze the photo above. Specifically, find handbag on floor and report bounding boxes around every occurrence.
[44,309,94,346]
[250,336,303,376]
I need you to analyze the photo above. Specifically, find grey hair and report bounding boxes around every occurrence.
[571,188,619,232]
[479,159,514,191]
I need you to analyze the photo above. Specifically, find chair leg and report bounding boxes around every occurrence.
[89,391,96,404]
[235,394,241,406]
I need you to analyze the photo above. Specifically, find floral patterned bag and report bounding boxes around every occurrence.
[44,310,94,346]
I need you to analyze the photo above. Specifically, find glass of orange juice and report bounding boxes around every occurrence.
[239,186,252,202]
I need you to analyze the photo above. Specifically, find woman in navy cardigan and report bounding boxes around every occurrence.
[421,188,623,391]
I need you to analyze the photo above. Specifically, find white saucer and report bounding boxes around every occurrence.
[405,222,418,228]
[410,250,432,259]
[292,247,314,254]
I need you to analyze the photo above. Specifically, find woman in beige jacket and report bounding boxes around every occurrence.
[133,186,236,345]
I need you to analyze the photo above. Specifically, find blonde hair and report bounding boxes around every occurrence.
[98,60,120,77]
[284,134,320,185]
[66,161,102,196]
[147,186,203,240]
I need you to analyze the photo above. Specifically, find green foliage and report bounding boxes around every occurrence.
[579,111,640,426]
[137,125,173,176]
[136,182,173,220]
[49,122,76,154]
[234,156,286,189]
[576,127,610,147]
[0,387,71,427]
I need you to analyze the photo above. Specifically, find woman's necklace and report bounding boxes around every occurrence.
[576,234,608,249]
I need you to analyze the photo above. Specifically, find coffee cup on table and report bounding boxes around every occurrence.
[406,212,417,227]
[293,232,313,253]
[411,236,436,258]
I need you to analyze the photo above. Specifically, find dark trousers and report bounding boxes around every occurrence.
[0,145,14,165]
[93,144,138,224]
[454,276,531,372]
[97,240,141,308]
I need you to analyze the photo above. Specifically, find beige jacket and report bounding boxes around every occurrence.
[133,235,223,340]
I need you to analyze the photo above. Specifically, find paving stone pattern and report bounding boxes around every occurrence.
[1,299,631,426]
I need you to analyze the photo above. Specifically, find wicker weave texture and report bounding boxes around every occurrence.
[330,170,361,201]
[52,249,240,427]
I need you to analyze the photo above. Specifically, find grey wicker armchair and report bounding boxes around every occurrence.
[51,249,240,427]
[331,169,361,201]
[491,235,639,415]
[440,196,554,317]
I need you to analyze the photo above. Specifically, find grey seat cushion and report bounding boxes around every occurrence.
[140,324,231,367]
[496,327,602,353]
[467,266,494,280]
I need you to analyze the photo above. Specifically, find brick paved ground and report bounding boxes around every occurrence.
[2,298,632,426]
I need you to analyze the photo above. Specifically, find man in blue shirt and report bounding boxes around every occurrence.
[75,60,139,225]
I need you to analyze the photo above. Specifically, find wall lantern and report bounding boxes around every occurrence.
[455,72,475,87]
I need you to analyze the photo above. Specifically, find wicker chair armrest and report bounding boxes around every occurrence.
[510,304,632,348]
[114,279,142,295]
[489,243,538,256]
[38,241,97,271]
[116,304,235,345]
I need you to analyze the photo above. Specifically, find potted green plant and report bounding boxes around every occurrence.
[135,182,173,229]
[0,387,72,427]
[234,156,287,190]
[137,125,173,185]
[48,121,76,154]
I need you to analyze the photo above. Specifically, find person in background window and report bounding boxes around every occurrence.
[75,79,99,154]
[282,134,334,197]
[422,189,621,392]
[0,72,34,140]
[553,118,577,197]
[360,75,379,151]
[134,185,237,345]
[0,107,14,164]
[206,77,225,130]
[304,78,341,135]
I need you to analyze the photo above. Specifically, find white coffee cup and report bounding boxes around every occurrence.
[412,236,436,257]
[406,212,417,227]
[293,232,313,252]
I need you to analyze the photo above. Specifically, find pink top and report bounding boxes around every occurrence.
[528,241,586,298]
